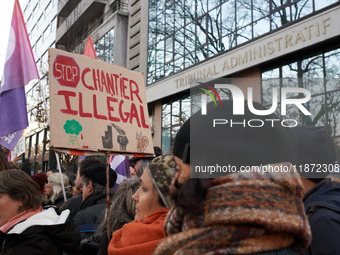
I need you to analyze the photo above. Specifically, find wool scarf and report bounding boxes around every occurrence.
[155,163,311,255]
[108,208,169,255]
[0,207,42,233]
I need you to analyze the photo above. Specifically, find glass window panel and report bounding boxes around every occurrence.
[271,7,290,30]
[217,87,231,101]
[161,129,171,154]
[45,2,52,18]
[208,39,221,57]
[149,1,157,20]
[185,22,195,55]
[196,46,208,62]
[302,54,324,94]
[94,28,114,63]
[172,101,180,125]
[174,57,184,72]
[221,33,236,51]
[156,13,165,41]
[262,78,280,112]
[185,0,196,21]
[171,126,180,152]
[190,92,202,115]
[30,134,36,156]
[272,0,288,10]
[282,63,298,78]
[51,17,57,30]
[38,131,44,155]
[236,24,251,45]
[37,14,43,29]
[156,68,165,80]
[165,62,174,77]
[325,79,340,92]
[262,68,280,106]
[31,25,37,36]
[36,37,42,49]
[304,78,324,97]
[148,17,157,45]
[326,91,340,136]
[315,0,337,12]
[181,96,191,123]
[253,17,270,37]
[236,0,251,28]
[185,53,195,68]
[325,49,340,81]
[147,71,156,84]
[253,0,269,20]
[166,0,175,12]
[210,0,222,10]
[302,95,327,126]
[208,8,221,44]
[156,41,165,68]
[162,103,171,128]
[157,0,165,13]
[302,54,323,79]
[174,28,184,60]
[197,0,208,17]
[282,63,299,88]
[148,46,156,72]
[174,0,185,28]
[196,16,207,48]
[221,0,235,37]
[165,6,175,36]
[43,25,50,42]
[284,106,302,125]
[292,0,313,21]
[26,88,35,109]
[165,36,173,63]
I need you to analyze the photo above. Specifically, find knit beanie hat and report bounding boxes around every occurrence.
[31,173,47,194]
[174,100,299,177]
[147,154,176,208]
[291,126,337,182]
[82,163,117,188]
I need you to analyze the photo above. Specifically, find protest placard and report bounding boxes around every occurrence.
[48,48,153,156]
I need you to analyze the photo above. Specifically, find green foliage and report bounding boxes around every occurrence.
[63,119,83,135]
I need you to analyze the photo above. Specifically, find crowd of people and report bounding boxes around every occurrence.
[0,99,339,255]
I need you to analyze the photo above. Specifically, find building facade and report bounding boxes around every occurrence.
[22,0,58,172]
[51,0,340,160]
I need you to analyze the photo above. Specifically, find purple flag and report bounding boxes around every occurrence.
[110,155,130,191]
[0,0,39,150]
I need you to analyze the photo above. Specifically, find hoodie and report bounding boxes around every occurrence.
[303,178,340,255]
[0,208,80,255]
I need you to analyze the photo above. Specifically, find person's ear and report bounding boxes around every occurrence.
[88,181,93,193]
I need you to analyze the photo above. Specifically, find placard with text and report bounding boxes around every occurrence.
[48,48,153,155]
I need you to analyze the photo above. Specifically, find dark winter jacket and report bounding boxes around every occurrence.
[0,208,80,255]
[72,192,106,240]
[44,193,69,211]
[303,178,340,255]
[59,192,83,220]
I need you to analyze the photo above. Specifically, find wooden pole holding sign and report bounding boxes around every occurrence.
[106,152,112,240]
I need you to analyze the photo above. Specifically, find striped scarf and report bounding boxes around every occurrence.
[155,163,311,255]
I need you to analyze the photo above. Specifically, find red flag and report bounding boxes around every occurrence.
[83,36,98,59]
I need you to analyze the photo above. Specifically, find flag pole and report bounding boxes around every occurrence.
[105,152,112,240]
[55,151,67,202]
